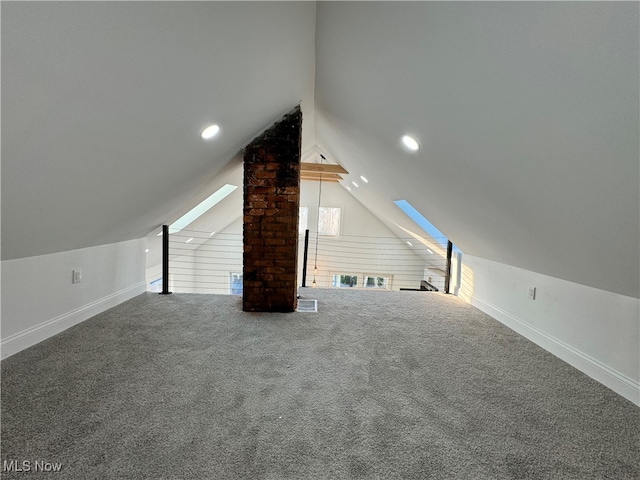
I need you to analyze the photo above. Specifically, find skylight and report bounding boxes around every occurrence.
[164,184,237,234]
[394,200,447,248]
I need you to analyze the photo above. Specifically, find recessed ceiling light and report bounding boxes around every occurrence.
[360,176,368,183]
[401,135,420,151]
[145,249,150,253]
[406,241,413,246]
[200,124,220,140]
[209,231,216,236]
[352,181,359,188]
[427,248,434,254]
[345,186,352,191]
[186,238,194,243]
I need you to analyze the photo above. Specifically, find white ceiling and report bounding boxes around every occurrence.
[2,2,638,298]
[2,1,316,258]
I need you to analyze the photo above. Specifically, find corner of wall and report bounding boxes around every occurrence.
[1,239,147,359]
[1,282,146,359]
[455,254,640,407]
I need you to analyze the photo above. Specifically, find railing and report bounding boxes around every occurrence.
[161,228,243,294]
[158,226,453,294]
[299,230,451,292]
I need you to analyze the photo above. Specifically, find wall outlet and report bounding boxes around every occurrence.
[72,269,82,284]
[528,286,536,300]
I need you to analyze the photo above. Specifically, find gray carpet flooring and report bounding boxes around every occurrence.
[2,289,639,479]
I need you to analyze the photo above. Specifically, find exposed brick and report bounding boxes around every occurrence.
[251,187,273,195]
[243,107,301,312]
[255,171,277,179]
[249,201,268,209]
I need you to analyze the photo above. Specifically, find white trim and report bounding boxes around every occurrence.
[470,294,640,407]
[1,282,146,360]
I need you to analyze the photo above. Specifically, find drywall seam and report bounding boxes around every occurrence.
[1,281,146,360]
[470,295,640,407]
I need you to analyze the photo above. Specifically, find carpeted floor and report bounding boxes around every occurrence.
[2,289,639,479]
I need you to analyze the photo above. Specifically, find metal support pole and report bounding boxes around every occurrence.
[302,229,310,287]
[444,240,453,294]
[160,225,172,295]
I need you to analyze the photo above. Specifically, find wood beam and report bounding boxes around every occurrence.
[300,172,343,181]
[300,162,348,174]
[301,173,342,183]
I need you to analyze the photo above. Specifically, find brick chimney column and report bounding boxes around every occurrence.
[242,108,301,312]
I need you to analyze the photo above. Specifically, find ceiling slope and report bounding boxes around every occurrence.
[1,1,316,260]
[314,2,639,298]
[3,2,638,299]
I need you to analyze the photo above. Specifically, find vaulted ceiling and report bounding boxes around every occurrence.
[3,2,638,298]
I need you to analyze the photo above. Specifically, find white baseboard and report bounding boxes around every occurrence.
[1,282,146,360]
[470,295,640,407]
